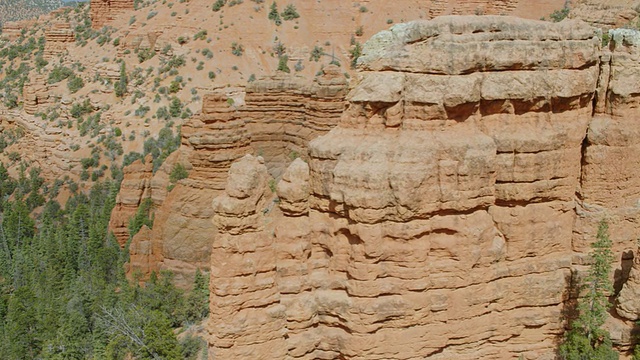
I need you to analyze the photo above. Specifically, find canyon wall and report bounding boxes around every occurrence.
[207,16,640,359]
[118,70,348,284]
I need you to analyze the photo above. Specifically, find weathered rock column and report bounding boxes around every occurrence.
[208,155,286,359]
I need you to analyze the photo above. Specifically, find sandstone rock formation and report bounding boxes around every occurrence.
[207,16,640,359]
[0,19,36,41]
[120,70,348,283]
[23,73,50,116]
[126,225,162,278]
[616,246,640,320]
[90,0,134,29]
[108,156,153,245]
[427,0,565,17]
[43,22,75,59]
[0,109,78,181]
[208,154,286,358]
[571,0,640,28]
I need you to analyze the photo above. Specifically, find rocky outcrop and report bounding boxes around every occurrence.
[183,67,347,187]
[584,29,640,334]
[206,16,634,359]
[617,246,640,320]
[93,62,122,81]
[243,65,348,178]
[120,31,160,53]
[23,74,50,116]
[428,0,565,17]
[126,225,162,278]
[208,155,285,358]
[0,19,35,41]
[108,156,153,246]
[0,109,78,181]
[571,0,640,29]
[43,22,75,59]
[121,69,347,283]
[90,0,134,29]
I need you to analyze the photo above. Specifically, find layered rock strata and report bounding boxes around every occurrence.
[243,66,348,178]
[0,19,36,41]
[108,156,153,246]
[207,16,640,360]
[43,22,75,59]
[571,0,640,28]
[121,69,347,283]
[23,73,50,116]
[428,0,564,18]
[0,109,77,181]
[90,0,134,29]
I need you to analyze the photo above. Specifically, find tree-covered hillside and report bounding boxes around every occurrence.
[0,164,209,359]
[0,0,63,27]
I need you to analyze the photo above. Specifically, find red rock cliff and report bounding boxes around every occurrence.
[118,70,347,285]
[207,16,640,359]
[90,0,134,29]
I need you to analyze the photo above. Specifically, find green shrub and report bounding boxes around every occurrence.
[281,4,299,20]
[231,42,244,56]
[549,5,570,22]
[268,2,281,25]
[309,45,323,62]
[201,48,213,59]
[135,105,150,117]
[156,106,170,120]
[169,80,181,93]
[169,163,188,183]
[137,48,155,63]
[277,55,290,73]
[68,75,85,93]
[212,0,226,11]
[193,30,208,41]
[349,42,362,69]
[70,99,93,118]
[169,97,182,117]
[35,56,48,71]
[48,66,74,84]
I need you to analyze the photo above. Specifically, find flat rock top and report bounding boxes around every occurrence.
[359,16,601,74]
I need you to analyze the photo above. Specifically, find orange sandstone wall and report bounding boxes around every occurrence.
[90,0,134,29]
[207,16,640,359]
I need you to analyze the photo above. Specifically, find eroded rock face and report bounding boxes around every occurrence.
[1,19,36,41]
[90,0,134,29]
[43,22,75,59]
[23,73,50,116]
[208,16,615,359]
[571,0,640,29]
[208,155,287,358]
[108,156,153,246]
[120,70,348,283]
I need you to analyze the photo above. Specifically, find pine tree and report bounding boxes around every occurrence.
[559,219,618,360]
[115,62,128,97]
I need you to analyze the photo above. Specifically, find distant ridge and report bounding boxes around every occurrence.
[0,0,63,27]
